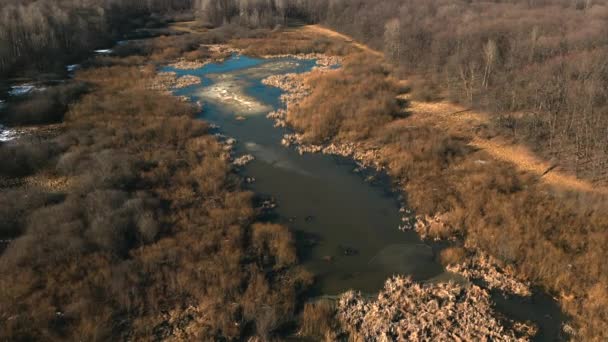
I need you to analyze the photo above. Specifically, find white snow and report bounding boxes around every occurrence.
[0,125,18,142]
[66,64,80,72]
[94,49,113,54]
[8,85,35,96]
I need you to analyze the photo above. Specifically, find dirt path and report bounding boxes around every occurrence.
[301,24,607,194]
[168,21,206,34]
[409,100,608,194]
[300,25,383,57]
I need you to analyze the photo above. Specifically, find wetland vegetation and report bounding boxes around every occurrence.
[2,1,608,341]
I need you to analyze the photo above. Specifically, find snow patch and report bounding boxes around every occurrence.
[66,64,80,72]
[0,125,18,142]
[9,85,35,96]
[94,49,113,54]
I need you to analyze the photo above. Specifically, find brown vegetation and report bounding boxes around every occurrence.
[287,54,404,143]
[439,246,467,267]
[0,32,310,341]
[299,299,339,340]
[280,48,608,340]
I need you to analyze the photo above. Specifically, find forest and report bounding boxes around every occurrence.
[0,0,193,77]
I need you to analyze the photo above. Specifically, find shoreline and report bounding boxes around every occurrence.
[261,60,533,295]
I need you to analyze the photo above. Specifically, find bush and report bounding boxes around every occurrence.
[251,223,297,269]
[0,138,58,178]
[288,54,402,143]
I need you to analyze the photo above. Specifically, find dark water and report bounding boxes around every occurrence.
[162,55,565,340]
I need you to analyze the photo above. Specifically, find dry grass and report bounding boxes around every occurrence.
[229,28,351,57]
[300,299,339,340]
[300,24,382,57]
[0,30,310,341]
[286,53,402,143]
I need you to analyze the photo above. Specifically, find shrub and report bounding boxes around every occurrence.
[300,300,338,339]
[251,223,297,269]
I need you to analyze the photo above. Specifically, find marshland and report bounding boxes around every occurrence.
[1,1,608,341]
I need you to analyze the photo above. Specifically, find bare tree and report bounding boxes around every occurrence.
[384,18,401,62]
[482,39,497,89]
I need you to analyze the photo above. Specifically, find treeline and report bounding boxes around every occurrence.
[311,0,608,184]
[0,0,192,77]
[193,0,326,27]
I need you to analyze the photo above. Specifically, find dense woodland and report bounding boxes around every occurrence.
[0,0,193,77]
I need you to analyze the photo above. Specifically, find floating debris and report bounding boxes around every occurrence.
[233,154,255,167]
[446,252,532,297]
[338,276,535,341]
[261,199,277,210]
[339,246,359,256]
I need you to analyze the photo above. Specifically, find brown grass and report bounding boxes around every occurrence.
[300,299,339,340]
[229,28,351,57]
[287,53,403,143]
[439,246,467,266]
[0,31,309,341]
